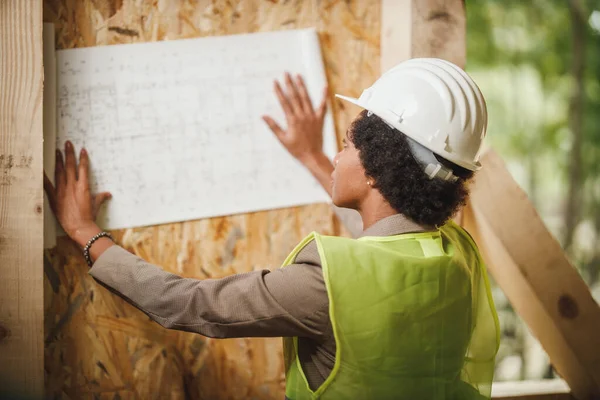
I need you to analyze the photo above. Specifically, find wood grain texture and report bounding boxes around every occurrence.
[380,0,411,72]
[411,0,466,67]
[381,0,466,73]
[0,0,44,398]
[42,1,380,398]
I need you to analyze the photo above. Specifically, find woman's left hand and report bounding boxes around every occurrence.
[44,141,112,247]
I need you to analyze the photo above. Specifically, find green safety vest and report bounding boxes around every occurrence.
[282,220,499,400]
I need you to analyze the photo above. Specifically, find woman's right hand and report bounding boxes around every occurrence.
[263,73,335,196]
[262,73,329,165]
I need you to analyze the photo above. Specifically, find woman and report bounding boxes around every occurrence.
[45,58,499,400]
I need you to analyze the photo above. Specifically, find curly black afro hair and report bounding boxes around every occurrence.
[349,110,474,227]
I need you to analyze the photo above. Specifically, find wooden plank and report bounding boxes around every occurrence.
[42,1,381,398]
[411,0,466,67]
[381,0,412,72]
[0,0,44,398]
[381,0,466,72]
[464,150,600,399]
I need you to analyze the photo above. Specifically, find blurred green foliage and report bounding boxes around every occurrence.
[467,0,600,284]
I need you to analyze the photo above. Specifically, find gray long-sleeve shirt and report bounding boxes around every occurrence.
[89,213,428,390]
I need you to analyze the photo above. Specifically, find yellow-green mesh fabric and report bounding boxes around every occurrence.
[460,224,501,398]
[282,221,499,400]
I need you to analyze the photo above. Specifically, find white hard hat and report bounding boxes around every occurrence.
[336,58,487,179]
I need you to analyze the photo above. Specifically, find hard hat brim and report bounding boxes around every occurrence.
[335,94,364,109]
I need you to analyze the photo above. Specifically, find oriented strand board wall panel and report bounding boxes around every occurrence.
[42,1,380,399]
[0,1,44,398]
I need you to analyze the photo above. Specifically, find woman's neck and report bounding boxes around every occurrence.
[358,192,399,231]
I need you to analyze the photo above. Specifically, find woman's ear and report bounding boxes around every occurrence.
[365,174,378,189]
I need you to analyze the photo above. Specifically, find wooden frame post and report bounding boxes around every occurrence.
[0,1,44,398]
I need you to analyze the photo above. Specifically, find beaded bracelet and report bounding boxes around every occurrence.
[83,231,114,267]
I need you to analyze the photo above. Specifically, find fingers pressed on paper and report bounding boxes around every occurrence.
[262,116,285,140]
[55,149,66,187]
[274,81,293,115]
[284,72,302,113]
[78,148,90,187]
[94,192,112,212]
[64,141,78,182]
[296,75,314,113]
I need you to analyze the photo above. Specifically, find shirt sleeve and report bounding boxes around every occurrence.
[88,241,330,340]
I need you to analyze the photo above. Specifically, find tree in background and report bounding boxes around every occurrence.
[564,0,586,252]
